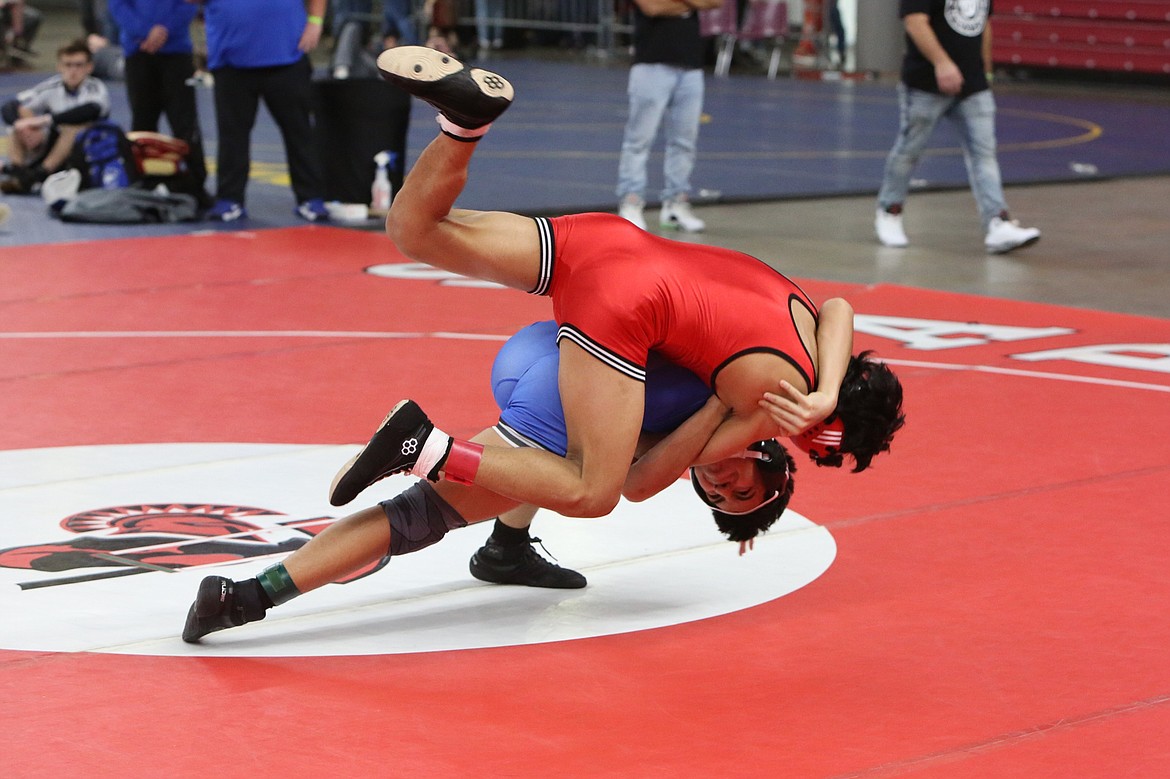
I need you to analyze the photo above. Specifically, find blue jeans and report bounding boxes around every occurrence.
[330,0,415,43]
[877,84,1009,229]
[475,0,504,45]
[616,63,704,203]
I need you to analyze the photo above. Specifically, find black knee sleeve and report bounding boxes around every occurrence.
[380,481,468,557]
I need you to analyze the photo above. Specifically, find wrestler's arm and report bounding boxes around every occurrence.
[623,395,730,502]
[759,297,853,432]
[688,409,777,466]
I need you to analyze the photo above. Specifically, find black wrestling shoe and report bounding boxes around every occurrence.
[470,537,587,589]
[329,399,443,506]
[375,46,513,129]
[181,576,265,643]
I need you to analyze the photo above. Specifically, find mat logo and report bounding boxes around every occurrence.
[1,502,381,593]
[0,444,834,657]
[365,262,505,288]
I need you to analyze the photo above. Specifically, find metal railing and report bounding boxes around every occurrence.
[336,0,633,56]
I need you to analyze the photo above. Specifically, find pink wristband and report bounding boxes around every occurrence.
[443,440,484,485]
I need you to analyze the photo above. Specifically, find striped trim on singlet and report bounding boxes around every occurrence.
[528,217,554,296]
[556,324,647,382]
[492,421,552,451]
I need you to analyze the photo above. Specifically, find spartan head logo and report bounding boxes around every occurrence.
[1,503,383,591]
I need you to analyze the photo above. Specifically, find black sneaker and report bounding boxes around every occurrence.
[0,164,41,195]
[470,537,587,589]
[329,399,441,506]
[375,46,513,129]
[181,576,265,643]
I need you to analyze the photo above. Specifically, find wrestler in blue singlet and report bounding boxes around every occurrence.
[491,321,710,454]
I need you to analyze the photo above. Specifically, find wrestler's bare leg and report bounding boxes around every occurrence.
[330,352,648,517]
[497,503,539,530]
[374,54,647,517]
[468,341,646,517]
[282,429,520,592]
[387,133,542,292]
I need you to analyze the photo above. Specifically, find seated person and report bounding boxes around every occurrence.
[1,38,111,193]
[1,0,42,56]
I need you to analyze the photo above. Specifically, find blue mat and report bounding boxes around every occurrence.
[1,58,1167,247]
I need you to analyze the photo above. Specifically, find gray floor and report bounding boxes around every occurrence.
[676,176,1170,320]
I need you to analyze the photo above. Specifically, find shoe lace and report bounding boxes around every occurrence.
[527,536,560,564]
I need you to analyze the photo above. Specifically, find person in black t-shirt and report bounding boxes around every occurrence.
[615,0,722,234]
[874,0,1041,255]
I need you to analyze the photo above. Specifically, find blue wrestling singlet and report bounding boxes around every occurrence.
[491,321,710,455]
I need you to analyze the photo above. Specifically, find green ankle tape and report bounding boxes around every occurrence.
[257,563,302,606]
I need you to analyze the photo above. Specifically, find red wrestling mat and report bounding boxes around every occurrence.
[2,227,1168,777]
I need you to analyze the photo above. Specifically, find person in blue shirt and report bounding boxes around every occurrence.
[107,0,211,207]
[197,0,330,222]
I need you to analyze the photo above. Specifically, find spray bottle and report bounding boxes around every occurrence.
[371,151,393,213]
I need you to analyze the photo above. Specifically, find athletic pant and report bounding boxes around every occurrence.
[124,51,209,194]
[211,56,325,205]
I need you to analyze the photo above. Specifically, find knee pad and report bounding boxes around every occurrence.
[380,481,468,557]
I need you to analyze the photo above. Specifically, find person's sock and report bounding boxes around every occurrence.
[489,519,530,559]
[437,114,490,141]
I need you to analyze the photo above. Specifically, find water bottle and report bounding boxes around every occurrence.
[371,151,393,213]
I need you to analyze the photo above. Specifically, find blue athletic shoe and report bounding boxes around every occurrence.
[206,198,246,222]
[294,198,330,222]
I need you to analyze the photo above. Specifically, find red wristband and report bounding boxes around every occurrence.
[443,440,484,485]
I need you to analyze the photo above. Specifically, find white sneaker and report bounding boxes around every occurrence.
[41,168,82,209]
[874,208,908,247]
[660,198,705,232]
[618,196,647,230]
[985,216,1040,254]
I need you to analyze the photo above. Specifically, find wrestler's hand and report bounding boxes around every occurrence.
[738,538,755,556]
[759,380,836,436]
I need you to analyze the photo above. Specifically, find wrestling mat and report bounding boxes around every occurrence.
[2,227,1168,777]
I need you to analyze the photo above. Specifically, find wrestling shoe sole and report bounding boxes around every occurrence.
[376,46,513,129]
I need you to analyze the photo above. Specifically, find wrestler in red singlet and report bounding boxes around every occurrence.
[533,213,818,390]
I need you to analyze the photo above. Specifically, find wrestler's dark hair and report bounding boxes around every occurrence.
[816,350,905,473]
[691,440,798,543]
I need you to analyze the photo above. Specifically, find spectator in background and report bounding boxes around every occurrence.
[1,0,42,58]
[875,1,1040,254]
[616,0,720,234]
[825,0,846,69]
[475,0,504,51]
[198,0,329,222]
[80,0,125,81]
[330,0,416,79]
[331,0,416,48]
[422,0,458,54]
[108,0,211,207]
[0,39,109,193]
